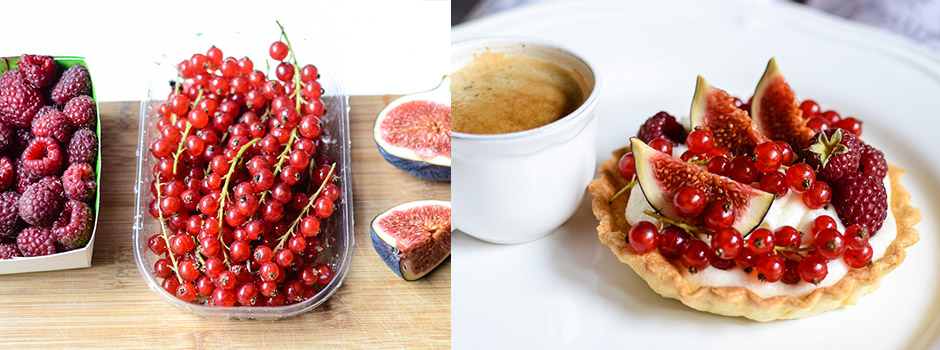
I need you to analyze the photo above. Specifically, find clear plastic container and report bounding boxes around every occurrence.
[132,40,353,318]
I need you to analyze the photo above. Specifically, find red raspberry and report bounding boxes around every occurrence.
[0,191,23,240]
[637,111,687,146]
[63,95,96,129]
[802,128,861,182]
[21,136,63,177]
[0,242,20,259]
[16,226,56,257]
[832,171,888,233]
[67,129,97,166]
[858,143,887,179]
[14,158,40,193]
[0,69,24,90]
[18,54,57,89]
[62,162,96,201]
[0,82,45,128]
[17,176,65,227]
[0,123,12,154]
[51,64,92,106]
[52,200,93,250]
[31,109,72,143]
[0,156,13,191]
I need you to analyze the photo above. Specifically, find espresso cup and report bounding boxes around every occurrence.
[451,37,600,244]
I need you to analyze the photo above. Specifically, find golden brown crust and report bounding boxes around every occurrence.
[588,148,921,321]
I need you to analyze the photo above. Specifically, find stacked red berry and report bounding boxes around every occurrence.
[623,100,889,285]
[0,55,98,258]
[145,23,340,307]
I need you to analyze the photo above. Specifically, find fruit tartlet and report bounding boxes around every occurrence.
[588,58,921,321]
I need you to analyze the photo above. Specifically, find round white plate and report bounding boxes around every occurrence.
[452,1,940,348]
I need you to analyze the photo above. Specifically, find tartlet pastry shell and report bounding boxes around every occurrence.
[588,147,921,321]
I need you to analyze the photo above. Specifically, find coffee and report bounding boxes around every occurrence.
[451,51,586,135]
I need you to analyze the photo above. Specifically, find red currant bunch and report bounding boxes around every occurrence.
[146,23,340,307]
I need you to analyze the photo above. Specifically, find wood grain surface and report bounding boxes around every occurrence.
[0,97,451,349]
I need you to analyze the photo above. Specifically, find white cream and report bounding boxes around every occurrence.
[625,172,896,298]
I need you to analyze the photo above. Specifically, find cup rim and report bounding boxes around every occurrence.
[450,36,601,142]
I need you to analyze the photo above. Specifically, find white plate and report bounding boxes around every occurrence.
[452,1,940,348]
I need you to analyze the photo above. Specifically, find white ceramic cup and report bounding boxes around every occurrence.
[451,37,600,244]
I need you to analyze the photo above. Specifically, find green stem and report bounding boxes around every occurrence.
[171,122,193,175]
[154,179,184,285]
[274,163,336,252]
[642,209,709,237]
[608,178,637,204]
[774,245,813,253]
[216,137,262,266]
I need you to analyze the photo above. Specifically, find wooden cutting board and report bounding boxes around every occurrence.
[0,96,450,349]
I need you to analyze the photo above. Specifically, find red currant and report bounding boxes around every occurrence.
[774,226,801,249]
[759,172,789,197]
[811,215,838,237]
[813,229,846,260]
[657,226,688,260]
[753,142,782,173]
[673,186,706,218]
[686,129,714,154]
[618,153,635,179]
[711,227,743,259]
[800,100,821,119]
[801,181,831,209]
[747,228,775,255]
[729,156,758,184]
[680,240,711,273]
[844,225,870,251]
[703,201,735,230]
[648,138,672,155]
[844,243,873,268]
[628,221,659,254]
[798,254,828,284]
[806,116,830,132]
[756,255,784,282]
[707,156,729,176]
[786,163,815,193]
[834,117,862,137]
[269,42,289,61]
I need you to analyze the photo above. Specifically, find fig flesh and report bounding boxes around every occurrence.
[751,58,815,149]
[689,75,770,155]
[373,77,451,181]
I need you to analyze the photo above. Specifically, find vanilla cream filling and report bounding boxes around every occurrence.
[625,171,896,298]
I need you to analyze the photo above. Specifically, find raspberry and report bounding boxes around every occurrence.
[0,69,24,90]
[67,129,97,165]
[10,128,34,157]
[31,108,72,143]
[63,95,96,129]
[17,176,65,227]
[0,156,13,191]
[0,242,20,259]
[34,105,58,119]
[859,143,887,179]
[14,158,40,193]
[802,128,861,182]
[0,82,45,128]
[52,200,93,250]
[0,122,12,154]
[16,226,56,257]
[21,136,63,177]
[62,162,96,201]
[18,54,57,89]
[51,64,92,106]
[0,191,22,240]
[832,172,888,233]
[637,111,687,146]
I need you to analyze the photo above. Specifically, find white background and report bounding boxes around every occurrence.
[1,0,450,101]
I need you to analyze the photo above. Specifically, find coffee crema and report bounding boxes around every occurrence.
[452,51,585,135]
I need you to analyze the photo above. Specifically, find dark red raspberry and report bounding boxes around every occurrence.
[832,171,888,233]
[16,226,56,257]
[0,191,23,240]
[51,64,92,106]
[31,109,72,143]
[34,105,58,119]
[802,128,861,182]
[21,136,63,177]
[14,158,40,193]
[0,69,24,90]
[18,54,57,89]
[67,129,97,165]
[62,162,96,202]
[52,200,93,250]
[0,82,45,128]
[63,95,96,129]
[637,111,687,146]
[17,176,65,227]
[859,143,887,179]
[0,122,12,154]
[0,242,20,259]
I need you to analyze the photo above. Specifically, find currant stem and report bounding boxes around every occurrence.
[642,209,709,237]
[274,163,336,252]
[154,178,184,285]
[171,122,193,175]
[275,20,300,67]
[608,177,637,204]
[774,246,814,253]
[216,137,262,267]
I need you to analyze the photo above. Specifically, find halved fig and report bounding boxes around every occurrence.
[751,58,815,149]
[631,138,773,234]
[373,76,451,181]
[370,200,451,281]
[689,75,770,155]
